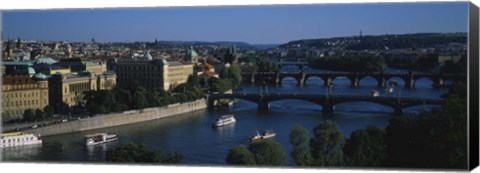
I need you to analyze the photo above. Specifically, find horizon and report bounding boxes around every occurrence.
[2,2,469,44]
[2,31,468,45]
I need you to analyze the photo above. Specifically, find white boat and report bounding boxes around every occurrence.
[371,90,380,97]
[213,114,236,127]
[85,133,118,146]
[250,130,276,142]
[387,87,394,94]
[0,132,42,148]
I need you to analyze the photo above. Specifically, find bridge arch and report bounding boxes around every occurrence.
[268,99,323,111]
[385,76,406,87]
[332,101,395,113]
[279,76,299,86]
[304,76,325,86]
[414,77,434,88]
[359,76,379,87]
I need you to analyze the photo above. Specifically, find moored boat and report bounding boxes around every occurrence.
[213,114,236,127]
[85,133,118,146]
[250,130,276,142]
[0,132,42,148]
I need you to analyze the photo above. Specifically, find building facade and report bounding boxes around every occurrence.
[108,58,193,91]
[48,71,116,112]
[1,74,49,120]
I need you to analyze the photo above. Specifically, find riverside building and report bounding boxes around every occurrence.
[48,70,116,112]
[107,58,194,91]
[1,73,49,121]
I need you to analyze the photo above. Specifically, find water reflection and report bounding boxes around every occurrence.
[1,144,42,161]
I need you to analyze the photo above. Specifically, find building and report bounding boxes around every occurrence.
[1,74,49,121]
[2,61,35,76]
[184,46,199,63]
[108,58,193,91]
[48,70,116,112]
[54,58,104,75]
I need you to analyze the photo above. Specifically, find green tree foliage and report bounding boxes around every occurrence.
[309,55,387,73]
[225,145,256,165]
[34,109,44,121]
[22,109,36,122]
[248,139,288,166]
[84,90,118,115]
[239,54,279,73]
[132,90,148,110]
[344,126,386,167]
[207,77,232,94]
[289,124,313,166]
[384,82,467,169]
[221,65,242,87]
[43,105,54,119]
[106,143,182,163]
[310,120,345,167]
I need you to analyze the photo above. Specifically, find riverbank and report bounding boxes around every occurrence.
[19,99,207,137]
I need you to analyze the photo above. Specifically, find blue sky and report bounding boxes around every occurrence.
[2,2,468,44]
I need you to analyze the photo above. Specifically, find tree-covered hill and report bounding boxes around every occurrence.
[279,32,467,50]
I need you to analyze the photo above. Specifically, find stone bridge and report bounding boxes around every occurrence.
[241,72,465,89]
[207,93,443,115]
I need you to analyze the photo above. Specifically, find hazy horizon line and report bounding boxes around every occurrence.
[4,31,467,45]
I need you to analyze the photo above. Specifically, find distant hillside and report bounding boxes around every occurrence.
[279,32,467,50]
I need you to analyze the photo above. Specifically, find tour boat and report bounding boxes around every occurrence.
[0,132,42,148]
[213,114,236,127]
[250,130,276,142]
[85,133,118,146]
[371,90,380,97]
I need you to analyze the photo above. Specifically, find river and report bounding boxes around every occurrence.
[1,67,450,165]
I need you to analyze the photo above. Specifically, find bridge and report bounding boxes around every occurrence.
[276,61,309,69]
[241,72,465,89]
[207,93,443,115]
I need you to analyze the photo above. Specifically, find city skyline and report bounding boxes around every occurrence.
[2,2,469,44]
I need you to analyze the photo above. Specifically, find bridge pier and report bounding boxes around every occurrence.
[394,106,403,115]
[433,78,444,88]
[322,104,335,114]
[258,97,270,113]
[250,73,255,84]
[297,73,306,87]
[349,77,360,87]
[207,97,215,111]
[322,77,334,87]
[376,77,386,88]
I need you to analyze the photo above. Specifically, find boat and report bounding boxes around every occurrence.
[250,130,276,142]
[213,114,236,127]
[386,87,394,94]
[371,90,380,97]
[0,132,42,148]
[85,133,118,146]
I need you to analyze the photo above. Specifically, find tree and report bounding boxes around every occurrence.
[132,90,148,110]
[34,109,44,121]
[248,139,288,166]
[106,143,183,163]
[310,120,345,167]
[344,126,386,167]
[221,65,242,87]
[22,109,36,122]
[226,145,256,165]
[289,124,313,166]
[43,105,54,119]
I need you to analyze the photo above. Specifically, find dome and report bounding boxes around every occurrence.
[33,73,48,80]
[144,51,153,60]
[27,67,36,75]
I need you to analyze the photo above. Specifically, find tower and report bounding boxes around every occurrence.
[16,37,21,48]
